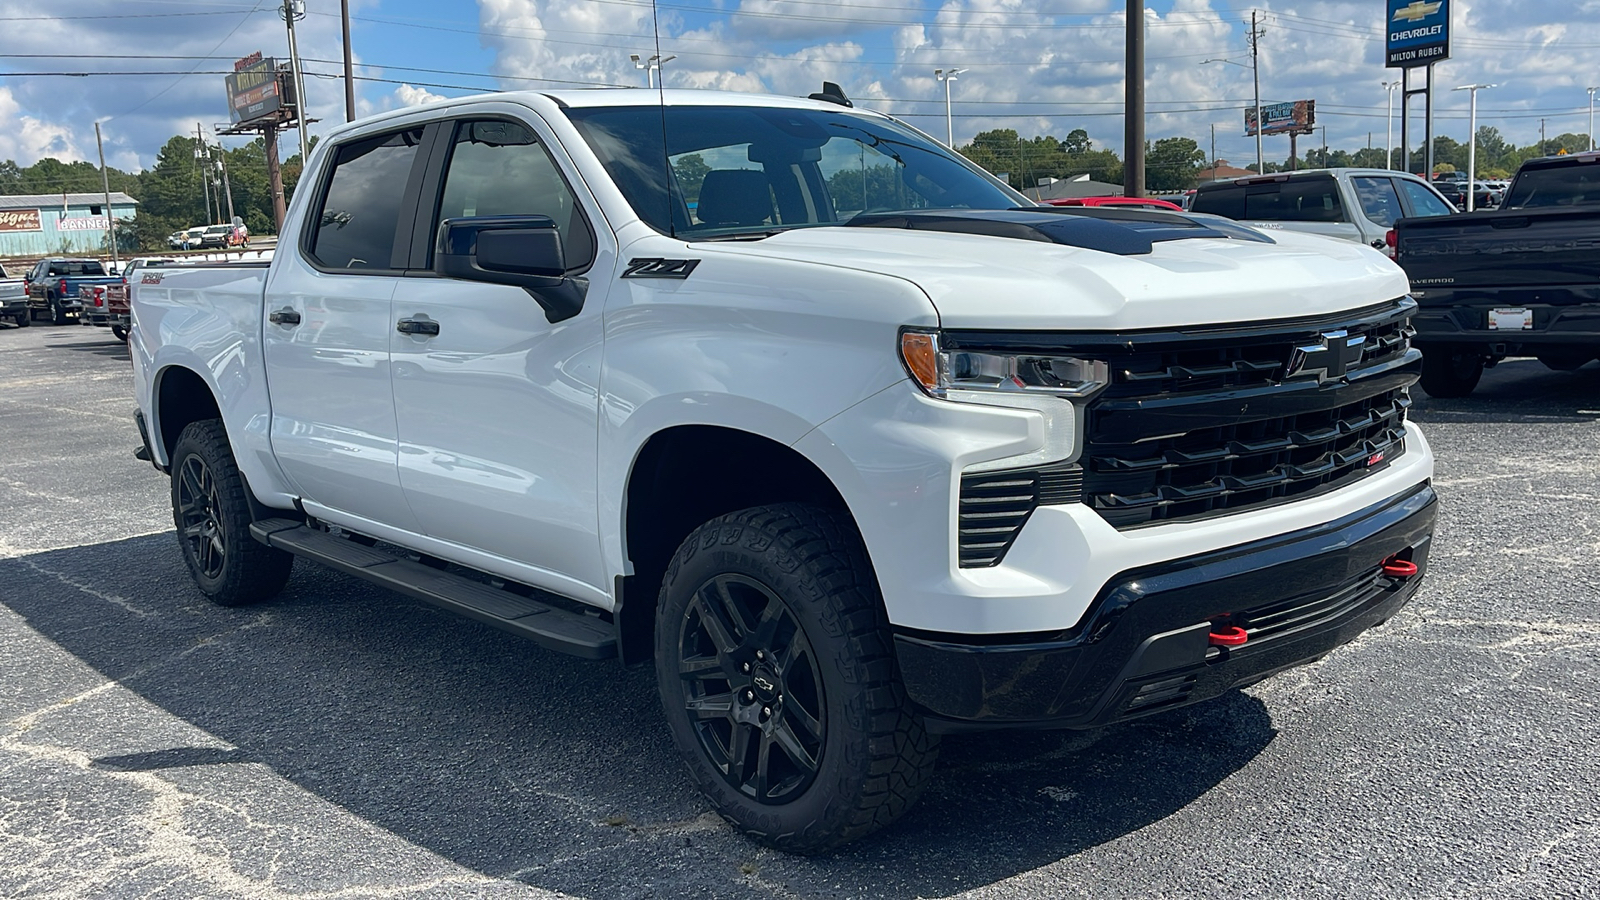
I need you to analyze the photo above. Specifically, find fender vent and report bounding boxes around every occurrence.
[958,462,1082,568]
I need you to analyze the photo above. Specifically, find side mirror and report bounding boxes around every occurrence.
[434,215,586,323]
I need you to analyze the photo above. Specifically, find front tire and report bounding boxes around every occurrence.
[655,504,938,854]
[111,324,128,341]
[1419,345,1484,398]
[170,420,293,606]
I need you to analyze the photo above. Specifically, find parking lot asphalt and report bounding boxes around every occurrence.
[1,321,1596,900]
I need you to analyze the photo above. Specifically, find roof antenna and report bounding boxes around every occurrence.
[809,82,853,108]
[650,0,675,238]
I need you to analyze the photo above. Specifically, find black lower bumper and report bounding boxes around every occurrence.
[1412,296,1600,350]
[896,483,1437,732]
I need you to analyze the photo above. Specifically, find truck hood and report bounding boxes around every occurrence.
[695,224,1407,330]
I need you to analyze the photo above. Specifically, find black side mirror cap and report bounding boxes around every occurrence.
[435,215,586,323]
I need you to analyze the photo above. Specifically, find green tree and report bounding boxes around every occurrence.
[1145,137,1205,190]
[672,153,711,204]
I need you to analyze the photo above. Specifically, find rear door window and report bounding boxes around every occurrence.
[1245,179,1344,222]
[309,127,426,271]
[1190,185,1246,219]
[1350,176,1403,227]
[1397,178,1454,217]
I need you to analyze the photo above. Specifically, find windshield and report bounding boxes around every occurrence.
[565,104,1024,238]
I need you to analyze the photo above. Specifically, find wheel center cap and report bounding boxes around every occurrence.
[750,666,780,702]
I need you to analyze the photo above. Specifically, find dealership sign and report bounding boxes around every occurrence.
[1246,100,1316,137]
[1387,0,1450,67]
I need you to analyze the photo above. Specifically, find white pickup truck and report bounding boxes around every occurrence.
[131,87,1437,852]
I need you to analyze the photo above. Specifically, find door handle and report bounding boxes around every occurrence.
[396,315,440,336]
[268,307,301,326]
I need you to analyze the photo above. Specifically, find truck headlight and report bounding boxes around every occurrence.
[900,330,1108,471]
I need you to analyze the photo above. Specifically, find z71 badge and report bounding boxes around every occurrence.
[623,258,700,279]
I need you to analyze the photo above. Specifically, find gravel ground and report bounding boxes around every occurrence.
[1,321,1596,900]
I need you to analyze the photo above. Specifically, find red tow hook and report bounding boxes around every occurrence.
[1208,625,1249,647]
[1381,555,1418,578]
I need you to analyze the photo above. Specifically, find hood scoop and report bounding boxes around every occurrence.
[844,207,1273,256]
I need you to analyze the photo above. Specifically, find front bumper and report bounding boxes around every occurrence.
[895,482,1436,732]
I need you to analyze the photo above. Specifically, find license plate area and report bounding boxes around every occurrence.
[1487,307,1533,331]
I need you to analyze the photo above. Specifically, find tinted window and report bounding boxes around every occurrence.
[1397,178,1453,217]
[1502,165,1600,209]
[310,127,424,270]
[434,120,593,269]
[1190,185,1245,219]
[566,105,1020,237]
[1351,176,1403,227]
[46,261,107,277]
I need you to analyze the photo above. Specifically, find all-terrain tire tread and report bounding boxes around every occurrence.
[171,419,293,606]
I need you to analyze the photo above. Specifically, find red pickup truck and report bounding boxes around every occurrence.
[80,258,172,341]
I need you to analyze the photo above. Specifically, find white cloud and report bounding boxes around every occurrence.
[394,84,449,107]
[0,86,83,165]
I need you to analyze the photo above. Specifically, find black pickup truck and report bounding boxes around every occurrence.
[1395,151,1600,396]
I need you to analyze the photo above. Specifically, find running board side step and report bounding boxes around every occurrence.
[249,519,616,660]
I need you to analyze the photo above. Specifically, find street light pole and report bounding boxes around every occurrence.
[1452,83,1495,212]
[935,68,966,147]
[630,54,676,88]
[1589,86,1598,152]
[1248,11,1263,173]
[281,0,310,163]
[1383,80,1400,169]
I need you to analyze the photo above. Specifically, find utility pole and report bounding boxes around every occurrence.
[1383,80,1400,169]
[1248,11,1264,173]
[196,123,212,224]
[1541,118,1547,156]
[1210,123,1217,180]
[341,0,356,122]
[1453,84,1495,212]
[935,67,967,147]
[94,122,119,271]
[216,143,236,223]
[1123,0,1145,197]
[281,0,310,164]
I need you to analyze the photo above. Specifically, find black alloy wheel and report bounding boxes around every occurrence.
[176,453,228,580]
[656,504,939,853]
[677,573,827,805]
[169,419,293,605]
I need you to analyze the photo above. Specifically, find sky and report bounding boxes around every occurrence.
[1,0,1597,175]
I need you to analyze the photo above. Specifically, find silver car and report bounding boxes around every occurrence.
[1191,168,1457,251]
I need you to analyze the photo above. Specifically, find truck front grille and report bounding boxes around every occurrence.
[1082,302,1420,529]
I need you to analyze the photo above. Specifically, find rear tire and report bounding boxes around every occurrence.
[48,295,67,325]
[170,419,293,606]
[655,503,938,854]
[14,312,27,328]
[1419,345,1484,398]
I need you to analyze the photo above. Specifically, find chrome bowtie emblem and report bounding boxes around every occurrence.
[752,675,775,693]
[1285,330,1367,383]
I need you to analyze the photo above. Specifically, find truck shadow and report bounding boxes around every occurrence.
[48,338,130,358]
[1410,358,1600,424]
[2,534,1274,898]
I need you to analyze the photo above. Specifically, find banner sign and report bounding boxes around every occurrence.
[1246,100,1316,137]
[57,216,109,232]
[0,209,42,232]
[1387,0,1450,68]
[226,55,283,125]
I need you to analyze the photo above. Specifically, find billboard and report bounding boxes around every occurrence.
[226,54,284,125]
[1386,0,1450,68]
[0,209,42,232]
[1246,100,1316,137]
